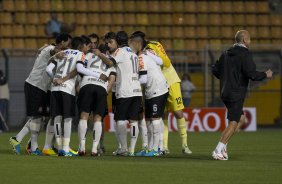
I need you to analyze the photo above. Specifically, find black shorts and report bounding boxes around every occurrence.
[223,99,244,122]
[145,93,168,119]
[24,82,47,117]
[77,84,107,117]
[40,90,51,116]
[115,96,142,121]
[112,92,117,114]
[50,91,76,118]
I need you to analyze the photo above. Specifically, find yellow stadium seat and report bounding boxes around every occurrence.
[39,13,51,24]
[15,0,26,11]
[162,14,172,25]
[246,14,257,26]
[38,0,51,11]
[209,1,220,12]
[136,14,148,25]
[220,1,232,13]
[0,39,13,49]
[185,39,197,50]
[76,13,87,25]
[0,25,12,37]
[258,27,270,38]
[148,1,159,12]
[86,26,99,36]
[271,39,282,44]
[160,1,171,12]
[221,27,233,39]
[27,13,39,24]
[0,13,12,24]
[147,27,159,38]
[173,14,184,25]
[100,0,112,12]
[209,14,221,25]
[221,39,233,45]
[208,27,220,38]
[135,26,147,34]
[196,27,208,38]
[26,39,38,49]
[245,1,257,13]
[196,1,208,13]
[233,1,245,13]
[209,39,222,47]
[184,1,196,12]
[173,39,185,50]
[51,0,63,11]
[111,26,123,33]
[258,15,270,26]
[112,14,124,25]
[197,14,208,26]
[259,39,271,44]
[184,27,195,38]
[37,39,49,48]
[159,27,171,38]
[56,13,64,22]
[27,0,39,11]
[197,39,208,49]
[100,14,112,25]
[257,1,269,13]
[172,1,184,12]
[149,14,160,25]
[160,39,172,50]
[87,1,99,11]
[112,1,123,12]
[247,27,258,38]
[63,13,75,24]
[15,13,27,24]
[271,27,281,38]
[172,27,184,38]
[13,39,25,49]
[64,0,75,11]
[74,26,86,36]
[24,25,37,37]
[135,1,147,12]
[98,26,111,37]
[233,14,245,26]
[124,1,135,11]
[124,14,136,25]
[2,0,14,11]
[87,14,100,25]
[270,15,282,26]
[13,25,25,37]
[221,14,233,26]
[184,14,196,25]
[123,26,135,35]
[37,25,46,37]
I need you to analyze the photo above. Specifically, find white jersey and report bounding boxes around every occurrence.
[112,47,142,98]
[26,45,54,92]
[51,49,85,96]
[80,53,116,91]
[139,53,168,99]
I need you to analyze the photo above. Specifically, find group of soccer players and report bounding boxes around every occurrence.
[9,30,193,157]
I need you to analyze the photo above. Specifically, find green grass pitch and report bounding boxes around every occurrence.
[0,130,281,184]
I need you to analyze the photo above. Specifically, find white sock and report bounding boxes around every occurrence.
[99,122,105,148]
[146,121,153,150]
[114,122,121,149]
[159,119,164,151]
[43,119,54,150]
[139,118,148,148]
[117,120,127,150]
[78,119,88,151]
[16,118,31,142]
[215,142,226,153]
[63,118,72,152]
[129,121,139,153]
[30,117,42,151]
[54,116,63,150]
[92,121,102,153]
[152,119,161,152]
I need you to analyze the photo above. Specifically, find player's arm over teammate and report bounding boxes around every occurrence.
[146,42,170,68]
[138,54,148,85]
[107,72,116,93]
[93,49,117,67]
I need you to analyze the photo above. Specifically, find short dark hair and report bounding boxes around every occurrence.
[116,31,128,47]
[88,33,99,42]
[55,33,72,44]
[98,44,109,54]
[104,32,116,41]
[81,35,91,45]
[130,31,147,49]
[71,37,84,50]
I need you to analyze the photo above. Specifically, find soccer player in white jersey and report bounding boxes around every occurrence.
[9,33,72,155]
[46,37,106,156]
[96,31,142,156]
[77,36,116,156]
[129,33,169,156]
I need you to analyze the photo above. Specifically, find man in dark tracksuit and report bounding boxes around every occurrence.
[211,30,273,160]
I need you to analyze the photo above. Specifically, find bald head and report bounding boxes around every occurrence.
[235,30,251,47]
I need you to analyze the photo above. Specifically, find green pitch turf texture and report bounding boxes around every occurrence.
[0,130,281,184]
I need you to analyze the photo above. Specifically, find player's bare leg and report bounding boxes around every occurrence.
[91,114,102,156]
[78,112,89,156]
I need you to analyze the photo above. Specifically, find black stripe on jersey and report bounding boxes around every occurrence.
[109,57,117,65]
[139,71,147,75]
[76,61,85,65]
[109,71,116,76]
[51,59,57,66]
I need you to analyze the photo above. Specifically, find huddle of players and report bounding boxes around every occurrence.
[9,31,192,157]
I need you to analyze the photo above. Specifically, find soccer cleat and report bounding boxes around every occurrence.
[58,150,77,157]
[26,139,31,155]
[212,150,227,161]
[182,146,192,155]
[9,137,21,155]
[112,148,121,156]
[98,146,106,154]
[58,150,65,156]
[30,148,42,156]
[42,148,57,156]
[90,152,100,157]
[135,149,148,156]
[116,149,128,156]
[163,149,170,155]
[69,148,78,156]
[222,147,228,160]
[144,150,159,157]
[78,150,86,156]
[128,151,135,157]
